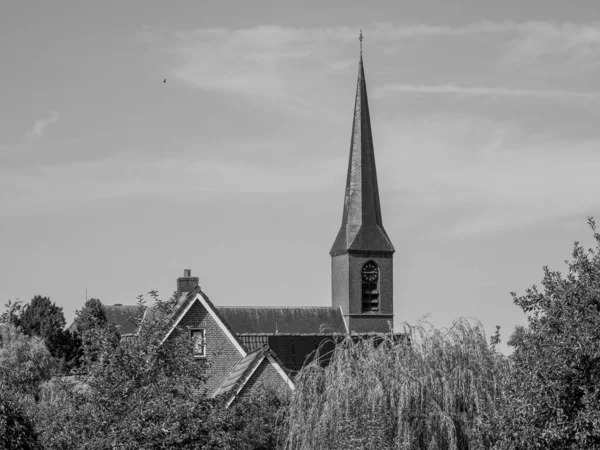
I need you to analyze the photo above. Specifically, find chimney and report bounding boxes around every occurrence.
[177,269,199,293]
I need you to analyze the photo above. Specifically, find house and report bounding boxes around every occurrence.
[73,43,401,406]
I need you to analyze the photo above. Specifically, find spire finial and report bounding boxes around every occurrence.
[359,28,363,55]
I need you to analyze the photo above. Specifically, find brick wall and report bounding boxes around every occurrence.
[171,299,244,395]
[332,251,394,333]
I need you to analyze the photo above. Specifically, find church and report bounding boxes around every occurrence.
[92,45,398,406]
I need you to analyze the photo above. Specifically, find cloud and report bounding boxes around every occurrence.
[26,111,59,138]
[0,145,340,217]
[141,20,600,113]
[158,25,357,115]
[376,83,600,100]
[371,21,600,66]
[501,22,600,65]
[374,113,600,237]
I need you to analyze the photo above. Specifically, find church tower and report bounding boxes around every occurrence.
[330,36,395,333]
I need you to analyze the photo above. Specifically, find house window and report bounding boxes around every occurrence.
[190,329,205,358]
[361,261,380,312]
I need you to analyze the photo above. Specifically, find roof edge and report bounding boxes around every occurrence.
[161,288,248,356]
[224,347,269,408]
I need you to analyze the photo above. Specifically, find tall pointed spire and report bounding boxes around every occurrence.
[330,34,395,255]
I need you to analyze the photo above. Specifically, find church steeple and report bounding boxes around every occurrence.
[330,35,395,333]
[330,36,395,256]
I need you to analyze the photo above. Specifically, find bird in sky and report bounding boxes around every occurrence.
[163,79,166,83]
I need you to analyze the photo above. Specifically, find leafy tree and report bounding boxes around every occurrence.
[0,297,24,326]
[497,218,600,449]
[220,389,288,450]
[22,291,287,449]
[73,298,107,333]
[283,319,510,450]
[69,297,113,368]
[0,322,57,396]
[30,291,214,449]
[16,295,80,372]
[506,325,527,349]
[0,388,40,450]
[18,295,66,342]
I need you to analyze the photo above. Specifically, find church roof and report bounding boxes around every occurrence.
[237,333,340,376]
[217,306,348,334]
[330,52,395,255]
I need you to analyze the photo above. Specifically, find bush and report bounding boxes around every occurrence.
[0,388,40,450]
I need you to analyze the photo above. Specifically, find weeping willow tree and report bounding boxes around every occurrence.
[282,319,510,450]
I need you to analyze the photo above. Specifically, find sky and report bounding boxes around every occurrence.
[2,1,600,353]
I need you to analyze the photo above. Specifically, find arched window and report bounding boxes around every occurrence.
[361,261,379,311]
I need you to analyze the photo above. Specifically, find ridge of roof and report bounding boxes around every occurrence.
[217,306,339,309]
[217,306,347,334]
[236,332,380,336]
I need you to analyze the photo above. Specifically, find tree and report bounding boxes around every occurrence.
[283,319,509,450]
[26,291,286,449]
[506,325,527,349]
[0,322,57,396]
[30,292,214,449]
[0,388,40,450]
[18,295,66,342]
[73,298,107,333]
[498,218,600,449]
[70,298,112,368]
[0,298,24,326]
[17,295,80,372]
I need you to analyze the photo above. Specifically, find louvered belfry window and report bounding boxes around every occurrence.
[361,261,380,311]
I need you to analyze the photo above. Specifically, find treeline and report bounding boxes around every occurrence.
[4,219,600,449]
[1,293,283,449]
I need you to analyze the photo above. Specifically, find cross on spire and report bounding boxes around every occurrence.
[359,28,363,54]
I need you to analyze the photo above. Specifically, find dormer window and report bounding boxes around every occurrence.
[190,328,205,358]
[361,261,379,311]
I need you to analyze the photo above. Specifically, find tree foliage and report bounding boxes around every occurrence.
[14,295,80,371]
[497,218,600,449]
[70,297,114,368]
[0,322,57,397]
[28,291,284,449]
[0,388,40,450]
[73,298,107,333]
[283,319,509,450]
[18,295,66,343]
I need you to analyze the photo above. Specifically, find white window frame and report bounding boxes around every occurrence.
[190,328,206,358]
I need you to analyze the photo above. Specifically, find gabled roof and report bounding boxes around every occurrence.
[217,307,347,334]
[162,287,248,355]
